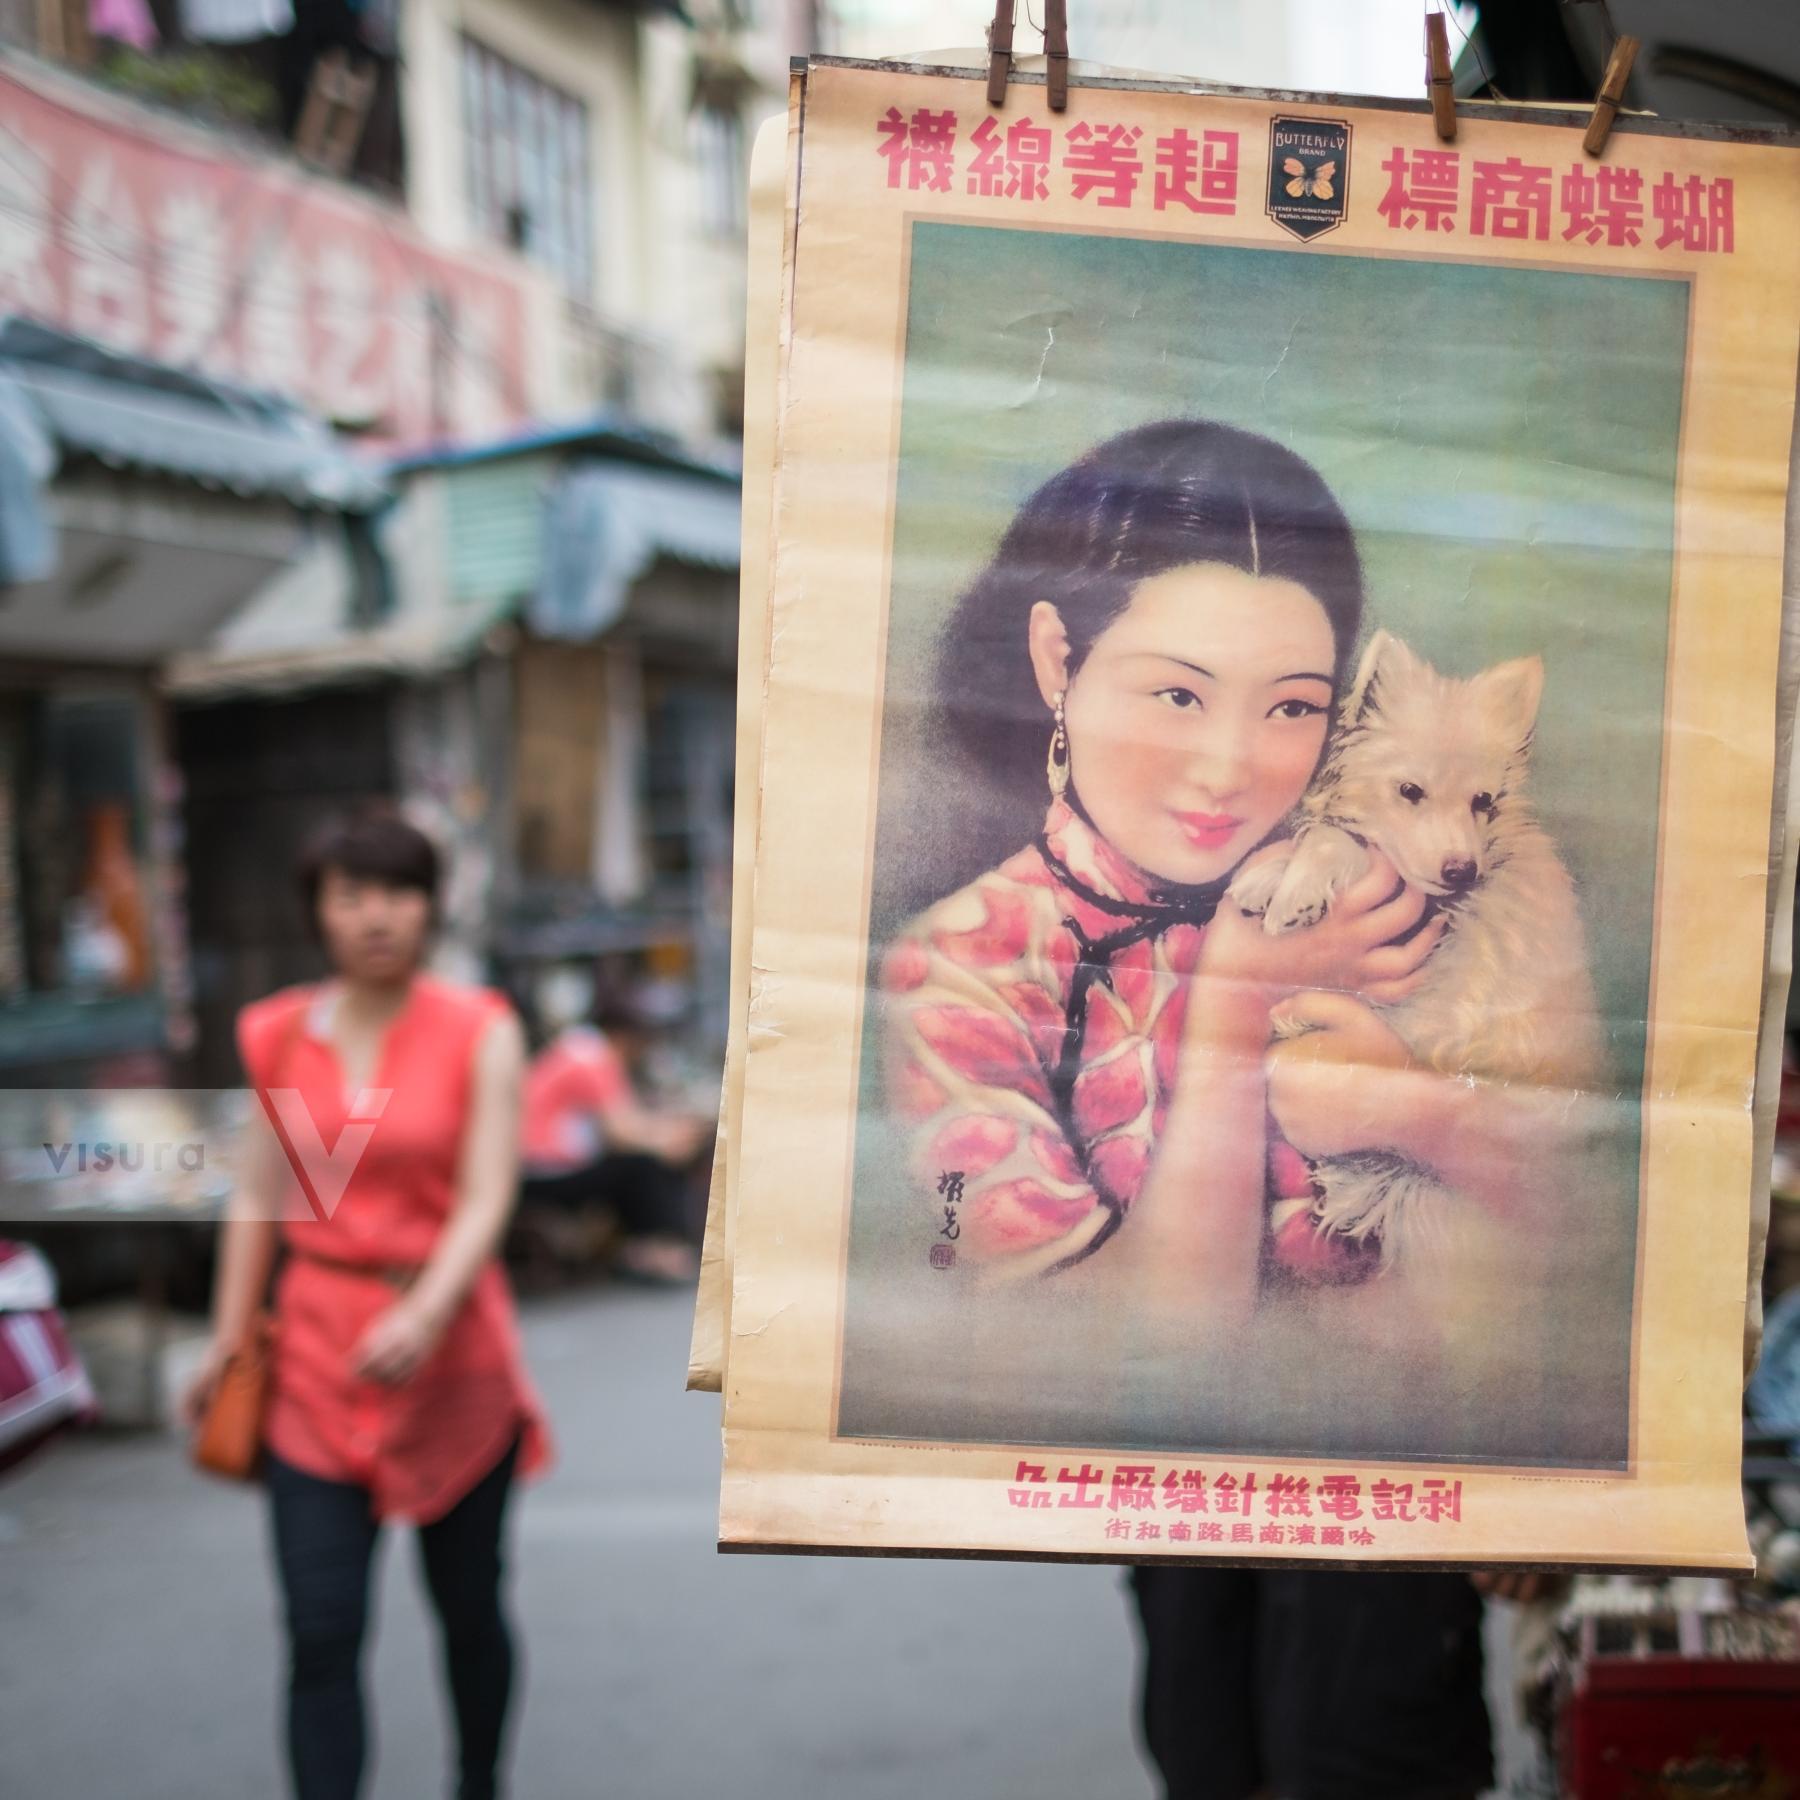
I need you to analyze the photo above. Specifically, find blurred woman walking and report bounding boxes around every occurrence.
[183,807,553,1800]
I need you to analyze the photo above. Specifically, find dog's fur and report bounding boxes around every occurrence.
[1227,631,1603,1270]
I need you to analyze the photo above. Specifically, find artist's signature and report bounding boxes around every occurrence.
[930,1169,964,1268]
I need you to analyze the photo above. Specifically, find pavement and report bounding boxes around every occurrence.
[0,1281,1152,1799]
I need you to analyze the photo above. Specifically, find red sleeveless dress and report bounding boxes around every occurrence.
[237,975,554,1523]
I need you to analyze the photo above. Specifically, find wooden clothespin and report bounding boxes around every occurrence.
[1044,0,1069,113]
[987,0,1016,109]
[1583,33,1640,156]
[1425,11,1456,141]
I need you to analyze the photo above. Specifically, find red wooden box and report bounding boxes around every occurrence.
[1562,1657,1800,1798]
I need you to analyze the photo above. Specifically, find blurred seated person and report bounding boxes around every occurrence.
[519,966,710,1283]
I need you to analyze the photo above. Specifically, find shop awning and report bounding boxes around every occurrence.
[0,317,387,513]
[0,320,394,658]
[0,363,57,583]
[532,458,741,640]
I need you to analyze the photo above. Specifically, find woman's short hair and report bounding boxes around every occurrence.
[934,418,1364,820]
[296,806,441,939]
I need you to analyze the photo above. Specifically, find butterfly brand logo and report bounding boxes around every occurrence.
[1266,115,1351,242]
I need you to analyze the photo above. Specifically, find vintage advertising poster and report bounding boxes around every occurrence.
[718,57,1800,1569]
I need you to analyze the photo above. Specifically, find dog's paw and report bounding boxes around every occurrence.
[1271,894,1329,933]
[1266,860,1336,935]
[1227,857,1286,920]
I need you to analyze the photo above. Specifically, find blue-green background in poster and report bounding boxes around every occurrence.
[839,221,1689,1465]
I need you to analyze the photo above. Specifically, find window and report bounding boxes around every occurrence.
[691,103,745,238]
[460,37,594,302]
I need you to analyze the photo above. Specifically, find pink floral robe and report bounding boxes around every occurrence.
[881,799,1377,1285]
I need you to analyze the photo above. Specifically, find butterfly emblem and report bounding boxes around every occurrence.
[1266,115,1351,240]
[1283,156,1337,201]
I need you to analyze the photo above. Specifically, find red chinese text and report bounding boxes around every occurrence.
[1377,147,1460,232]
[1154,128,1239,215]
[1064,122,1145,208]
[966,114,1053,202]
[1374,142,1734,255]
[1001,1460,1468,1542]
[875,105,957,193]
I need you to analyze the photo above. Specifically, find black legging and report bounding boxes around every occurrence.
[265,1433,522,1800]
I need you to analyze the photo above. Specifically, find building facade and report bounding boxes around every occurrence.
[0,0,803,1089]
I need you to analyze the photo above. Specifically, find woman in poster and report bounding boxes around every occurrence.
[882,417,1543,1331]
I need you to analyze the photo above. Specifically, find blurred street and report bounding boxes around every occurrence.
[0,1281,1150,1800]
[2,4,1796,1796]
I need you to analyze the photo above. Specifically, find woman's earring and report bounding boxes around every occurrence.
[1046,691,1070,800]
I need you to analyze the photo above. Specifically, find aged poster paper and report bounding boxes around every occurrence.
[720,58,1800,1569]
[688,101,797,1392]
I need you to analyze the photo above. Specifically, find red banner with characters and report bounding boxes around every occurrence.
[0,59,533,441]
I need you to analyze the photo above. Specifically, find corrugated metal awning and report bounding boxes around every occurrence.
[0,363,57,582]
[532,459,741,640]
[0,316,387,512]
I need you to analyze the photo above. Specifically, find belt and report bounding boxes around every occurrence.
[287,1242,423,1290]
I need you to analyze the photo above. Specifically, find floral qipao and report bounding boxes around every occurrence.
[881,800,1375,1286]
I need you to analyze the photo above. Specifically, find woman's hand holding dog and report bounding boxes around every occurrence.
[1111,852,1447,1330]
[1262,990,1436,1163]
[1198,847,1445,1011]
[1264,989,1539,1212]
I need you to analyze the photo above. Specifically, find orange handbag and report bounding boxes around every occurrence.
[190,1309,275,1481]
[191,1002,302,1482]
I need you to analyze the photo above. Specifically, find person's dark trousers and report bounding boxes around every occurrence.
[1128,1565,1492,1800]
[265,1433,522,1800]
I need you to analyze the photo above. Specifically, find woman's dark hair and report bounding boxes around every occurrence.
[935,418,1364,816]
[296,806,441,940]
